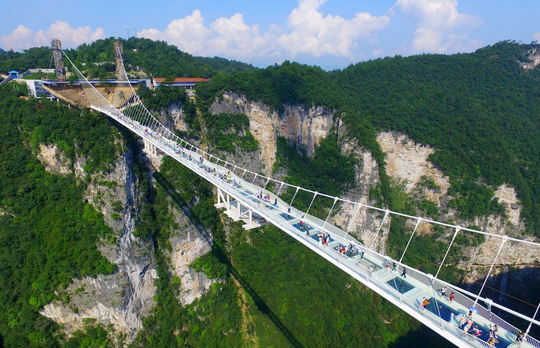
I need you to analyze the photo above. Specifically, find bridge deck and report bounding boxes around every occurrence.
[93,105,538,348]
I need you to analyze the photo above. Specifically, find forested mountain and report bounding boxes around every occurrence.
[1,39,540,347]
[0,46,53,73]
[200,41,540,236]
[0,37,254,78]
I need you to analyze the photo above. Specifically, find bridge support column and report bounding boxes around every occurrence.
[215,188,230,210]
[143,139,158,156]
[236,199,242,220]
[215,187,267,230]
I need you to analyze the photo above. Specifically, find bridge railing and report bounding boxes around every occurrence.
[56,41,540,346]
[93,105,540,347]
[365,267,495,348]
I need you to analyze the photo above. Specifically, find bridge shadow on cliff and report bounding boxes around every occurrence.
[226,261,304,348]
[388,325,453,348]
[153,169,214,246]
[153,167,304,348]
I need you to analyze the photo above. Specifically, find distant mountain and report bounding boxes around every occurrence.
[65,37,255,78]
[0,37,255,78]
[194,55,254,74]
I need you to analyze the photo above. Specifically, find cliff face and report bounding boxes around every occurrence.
[208,92,539,273]
[38,141,157,344]
[210,92,333,174]
[168,206,218,306]
[37,138,223,344]
[376,131,539,279]
[519,47,540,70]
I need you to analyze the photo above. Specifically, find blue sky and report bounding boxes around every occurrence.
[2,0,540,70]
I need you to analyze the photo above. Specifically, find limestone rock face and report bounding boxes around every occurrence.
[374,131,539,275]
[377,132,450,201]
[210,92,333,174]
[170,103,188,132]
[41,145,157,345]
[494,184,522,228]
[331,133,389,253]
[169,206,218,305]
[36,143,72,175]
[519,47,540,70]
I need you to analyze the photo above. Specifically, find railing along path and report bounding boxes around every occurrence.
[59,46,540,348]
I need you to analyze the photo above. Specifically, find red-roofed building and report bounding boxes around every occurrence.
[153,77,209,90]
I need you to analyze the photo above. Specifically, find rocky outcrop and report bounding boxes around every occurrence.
[210,92,334,174]
[331,132,390,253]
[36,143,72,175]
[169,103,188,132]
[41,143,157,344]
[374,131,540,276]
[169,206,218,305]
[519,47,540,70]
[494,184,522,228]
[377,132,450,201]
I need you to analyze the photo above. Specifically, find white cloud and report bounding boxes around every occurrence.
[533,32,540,42]
[1,25,34,51]
[394,0,482,54]
[278,0,390,58]
[35,21,105,48]
[1,21,105,52]
[372,49,384,57]
[137,0,390,63]
[138,10,213,55]
[208,13,269,59]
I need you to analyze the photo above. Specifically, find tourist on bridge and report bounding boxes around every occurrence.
[459,314,466,328]
[488,323,498,341]
[515,331,524,347]
[449,312,456,325]
[471,325,482,337]
[420,297,428,311]
[401,266,407,278]
[462,319,473,336]
[488,324,499,345]
[449,292,455,303]
[317,232,324,246]
[440,286,447,298]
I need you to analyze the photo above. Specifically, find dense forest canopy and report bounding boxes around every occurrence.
[0,85,117,346]
[1,38,540,347]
